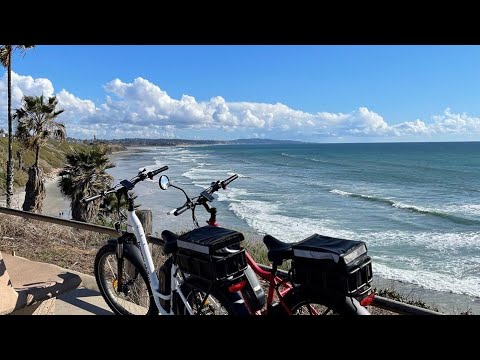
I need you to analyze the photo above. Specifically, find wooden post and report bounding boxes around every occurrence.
[136,209,154,258]
[135,210,152,236]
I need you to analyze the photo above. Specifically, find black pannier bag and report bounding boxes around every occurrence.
[292,234,373,297]
[176,226,247,282]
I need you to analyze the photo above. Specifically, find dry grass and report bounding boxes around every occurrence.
[0,214,109,275]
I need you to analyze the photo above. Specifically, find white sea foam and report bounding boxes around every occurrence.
[391,201,430,213]
[216,187,249,202]
[330,188,385,201]
[362,230,480,251]
[305,157,329,163]
[330,189,351,197]
[373,261,480,298]
[444,204,480,217]
[229,199,355,242]
[182,168,232,181]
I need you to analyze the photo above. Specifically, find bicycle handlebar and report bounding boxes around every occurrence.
[168,174,238,216]
[221,174,238,189]
[82,194,102,203]
[174,205,189,216]
[81,165,169,204]
[148,165,169,179]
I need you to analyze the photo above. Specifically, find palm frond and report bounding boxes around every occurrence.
[14,94,66,151]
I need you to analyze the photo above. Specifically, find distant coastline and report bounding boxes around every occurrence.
[95,138,305,147]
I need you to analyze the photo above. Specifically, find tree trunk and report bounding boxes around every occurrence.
[71,196,101,223]
[22,167,46,213]
[35,145,40,168]
[16,150,23,170]
[6,48,13,208]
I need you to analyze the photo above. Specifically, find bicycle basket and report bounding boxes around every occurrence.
[292,234,373,297]
[176,226,247,282]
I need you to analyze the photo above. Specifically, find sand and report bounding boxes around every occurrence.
[0,173,70,218]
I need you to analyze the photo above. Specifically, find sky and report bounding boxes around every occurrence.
[2,45,480,142]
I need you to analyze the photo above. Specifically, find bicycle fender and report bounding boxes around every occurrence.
[107,239,145,271]
[343,297,370,315]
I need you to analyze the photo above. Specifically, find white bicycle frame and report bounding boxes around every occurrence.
[125,209,194,315]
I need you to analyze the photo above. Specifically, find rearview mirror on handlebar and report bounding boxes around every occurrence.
[159,175,170,190]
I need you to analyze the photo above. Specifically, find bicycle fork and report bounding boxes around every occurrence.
[115,240,126,294]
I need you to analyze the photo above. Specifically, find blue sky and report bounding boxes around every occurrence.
[2,45,480,142]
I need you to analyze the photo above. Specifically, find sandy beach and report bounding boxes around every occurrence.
[0,172,70,218]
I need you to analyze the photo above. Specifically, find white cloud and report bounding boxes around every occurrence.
[3,71,480,141]
[56,89,97,116]
[0,72,55,130]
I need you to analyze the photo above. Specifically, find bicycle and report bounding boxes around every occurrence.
[159,173,375,315]
[83,167,249,315]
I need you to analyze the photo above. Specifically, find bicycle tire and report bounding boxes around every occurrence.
[94,243,157,315]
[283,291,370,316]
[175,277,250,316]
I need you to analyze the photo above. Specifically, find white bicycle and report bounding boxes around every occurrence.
[83,166,249,315]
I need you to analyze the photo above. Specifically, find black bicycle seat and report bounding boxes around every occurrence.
[263,234,294,264]
[161,230,179,254]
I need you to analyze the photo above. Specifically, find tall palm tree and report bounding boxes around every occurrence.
[59,146,114,222]
[14,94,66,213]
[0,45,34,208]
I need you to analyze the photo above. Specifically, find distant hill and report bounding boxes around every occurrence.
[0,139,125,193]
[100,137,305,147]
[227,138,304,145]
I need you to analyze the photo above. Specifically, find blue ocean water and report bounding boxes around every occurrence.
[107,142,480,302]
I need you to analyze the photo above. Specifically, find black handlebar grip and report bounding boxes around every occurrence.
[174,206,189,216]
[151,165,169,177]
[222,174,238,187]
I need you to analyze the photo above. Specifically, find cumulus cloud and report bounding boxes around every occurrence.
[2,71,480,141]
[0,72,55,127]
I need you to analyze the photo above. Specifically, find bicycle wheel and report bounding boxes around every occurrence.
[176,277,250,315]
[94,243,157,315]
[283,291,370,315]
[290,300,337,315]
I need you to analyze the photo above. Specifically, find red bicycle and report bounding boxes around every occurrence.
[159,174,375,315]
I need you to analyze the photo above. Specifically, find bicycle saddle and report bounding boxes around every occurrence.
[263,235,294,264]
[161,230,179,254]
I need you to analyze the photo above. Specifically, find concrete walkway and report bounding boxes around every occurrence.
[51,267,115,315]
[56,287,113,315]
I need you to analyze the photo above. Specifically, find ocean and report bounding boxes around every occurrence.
[107,142,480,313]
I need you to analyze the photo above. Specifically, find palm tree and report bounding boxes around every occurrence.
[14,94,66,213]
[59,146,114,222]
[0,45,34,208]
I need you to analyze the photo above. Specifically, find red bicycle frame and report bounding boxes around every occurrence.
[244,251,294,315]
[243,251,322,315]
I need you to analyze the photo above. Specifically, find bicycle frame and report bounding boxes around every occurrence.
[244,251,295,315]
[120,200,194,315]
